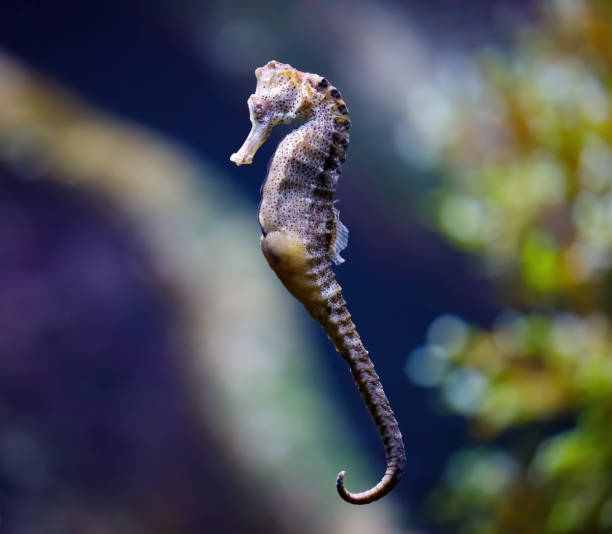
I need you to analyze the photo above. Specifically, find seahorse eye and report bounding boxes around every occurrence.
[250,99,267,122]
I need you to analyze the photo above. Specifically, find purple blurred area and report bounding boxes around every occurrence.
[0,167,275,533]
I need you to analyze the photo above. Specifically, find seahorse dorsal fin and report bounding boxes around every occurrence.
[329,207,349,265]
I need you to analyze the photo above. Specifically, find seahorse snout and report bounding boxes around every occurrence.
[230,120,272,166]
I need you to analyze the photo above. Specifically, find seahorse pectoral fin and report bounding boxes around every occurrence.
[329,207,349,265]
[230,120,273,166]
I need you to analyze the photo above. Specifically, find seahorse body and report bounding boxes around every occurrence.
[230,61,405,505]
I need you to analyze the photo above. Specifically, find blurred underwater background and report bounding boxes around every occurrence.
[0,0,611,533]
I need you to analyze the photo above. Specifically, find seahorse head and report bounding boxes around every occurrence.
[230,60,326,166]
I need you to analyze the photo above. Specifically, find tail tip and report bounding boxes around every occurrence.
[336,470,353,503]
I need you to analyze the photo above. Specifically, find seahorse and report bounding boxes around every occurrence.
[230,60,405,505]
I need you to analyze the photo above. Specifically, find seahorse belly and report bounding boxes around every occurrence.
[260,230,325,308]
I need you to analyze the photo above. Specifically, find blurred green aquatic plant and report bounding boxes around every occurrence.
[427,0,612,300]
[405,1,612,533]
[411,310,612,533]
